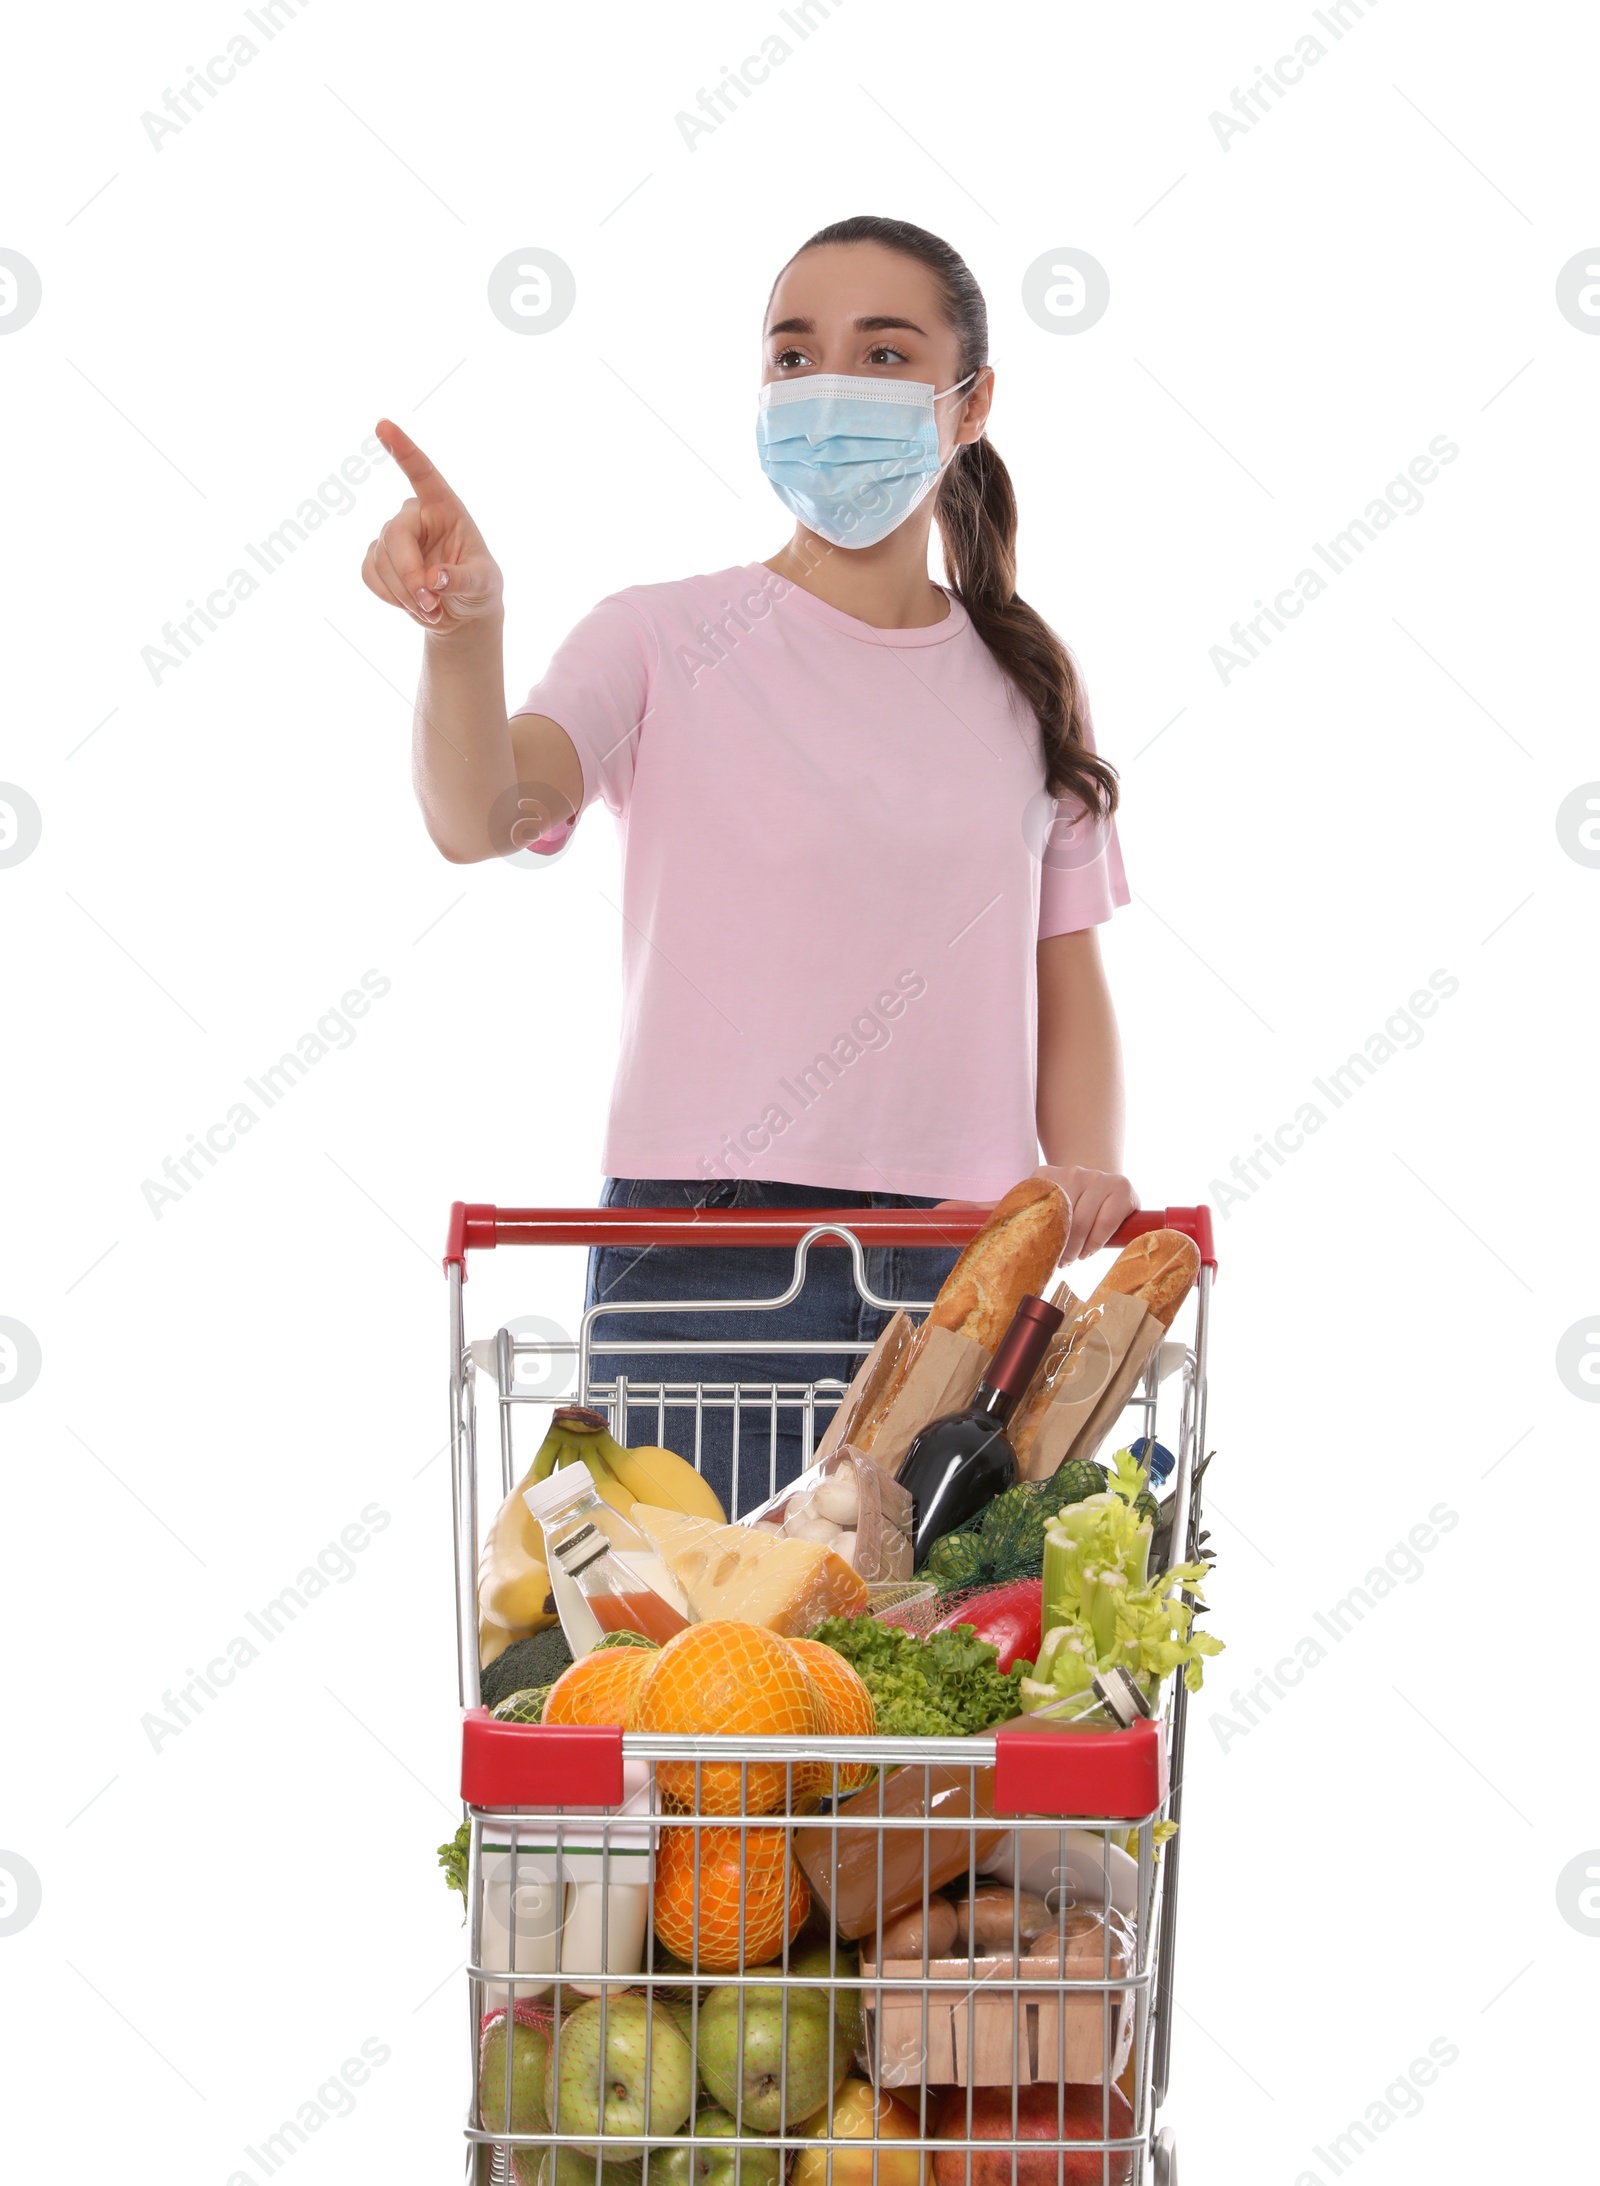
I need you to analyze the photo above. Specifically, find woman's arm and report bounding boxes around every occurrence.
[363,420,582,863]
[1035,927,1140,1256]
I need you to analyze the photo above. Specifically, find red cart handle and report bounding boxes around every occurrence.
[444,1200,1214,1278]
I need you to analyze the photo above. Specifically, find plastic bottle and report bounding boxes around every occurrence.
[1128,1436,1175,1491]
[523,1468,690,1650]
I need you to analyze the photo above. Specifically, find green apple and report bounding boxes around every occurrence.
[526,2153,643,2186]
[647,2106,782,2186]
[694,1981,845,2132]
[479,2012,550,2136]
[789,1941,864,2064]
[552,1994,695,2157]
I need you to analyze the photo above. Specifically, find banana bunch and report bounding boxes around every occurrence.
[478,1407,724,1663]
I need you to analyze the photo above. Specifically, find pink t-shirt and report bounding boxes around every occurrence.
[514,564,1128,1200]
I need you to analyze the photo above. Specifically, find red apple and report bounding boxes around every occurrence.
[931,2083,1134,2186]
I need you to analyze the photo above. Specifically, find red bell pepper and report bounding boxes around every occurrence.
[930,1578,1043,1674]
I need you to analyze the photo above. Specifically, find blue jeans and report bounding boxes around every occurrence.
[583,1178,961,1520]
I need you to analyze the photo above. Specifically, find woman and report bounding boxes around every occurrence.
[363,215,1137,1517]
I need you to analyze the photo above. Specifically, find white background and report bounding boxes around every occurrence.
[2,2,1596,2180]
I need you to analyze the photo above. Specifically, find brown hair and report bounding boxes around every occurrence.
[777,215,1118,819]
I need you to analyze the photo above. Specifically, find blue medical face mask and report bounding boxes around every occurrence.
[755,371,979,549]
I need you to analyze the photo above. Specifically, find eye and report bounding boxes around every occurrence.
[772,346,813,370]
[866,343,910,366]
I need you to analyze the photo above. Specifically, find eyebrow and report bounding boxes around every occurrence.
[765,313,930,339]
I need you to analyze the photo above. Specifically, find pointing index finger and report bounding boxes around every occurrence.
[374,417,459,505]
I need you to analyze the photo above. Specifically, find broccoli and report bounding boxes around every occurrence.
[480,1626,573,1711]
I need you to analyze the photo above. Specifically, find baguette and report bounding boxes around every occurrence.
[853,1176,1070,1452]
[927,1175,1072,1350]
[1087,1228,1199,1330]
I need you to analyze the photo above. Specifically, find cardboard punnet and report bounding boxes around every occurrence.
[859,1935,1134,2087]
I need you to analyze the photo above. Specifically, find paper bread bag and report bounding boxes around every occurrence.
[1013,1229,1199,1480]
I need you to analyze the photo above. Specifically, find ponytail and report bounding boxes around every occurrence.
[784,214,1119,821]
[936,436,1117,817]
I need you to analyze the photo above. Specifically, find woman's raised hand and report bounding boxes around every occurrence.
[361,419,504,632]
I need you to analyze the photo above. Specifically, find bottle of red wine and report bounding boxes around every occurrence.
[899,1294,1065,1564]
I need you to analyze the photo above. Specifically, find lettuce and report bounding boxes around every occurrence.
[811,1613,1027,1736]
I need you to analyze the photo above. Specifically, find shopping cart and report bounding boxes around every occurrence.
[444,1202,1216,2186]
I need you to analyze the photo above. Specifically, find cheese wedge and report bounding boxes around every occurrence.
[630,1505,869,1634]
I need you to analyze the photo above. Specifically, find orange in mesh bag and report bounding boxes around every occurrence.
[631,1622,821,1813]
[785,1636,877,1800]
[540,1645,655,1726]
[652,1823,809,1971]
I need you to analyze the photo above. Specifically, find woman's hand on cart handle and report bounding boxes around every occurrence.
[1039,1162,1140,1259]
[933,1163,1140,1261]
[363,420,505,632]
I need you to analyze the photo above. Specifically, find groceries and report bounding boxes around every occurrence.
[915,1179,1072,1349]
[695,1973,849,2127]
[542,1643,658,1727]
[766,1452,914,1582]
[632,1621,824,1814]
[976,1483,1052,1577]
[653,2108,781,2186]
[978,1825,1138,1915]
[810,1613,1027,1739]
[477,1407,724,1668]
[795,1762,1006,1942]
[551,1993,695,2154]
[866,1902,1134,2092]
[784,1636,877,1799]
[481,1626,574,1712]
[439,1820,470,1908]
[627,1506,870,1634]
[1023,1449,1222,1713]
[526,1467,691,1650]
[463,1205,1209,2186]
[478,1461,561,1666]
[478,2006,550,2140]
[791,2081,927,2186]
[492,1687,558,1724]
[805,1196,1202,1578]
[601,1441,730,1524]
[929,1579,1043,1676]
[924,1479,1053,1594]
[788,1938,866,2060]
[530,1407,727,1523]
[898,1295,1065,1562]
[651,1824,809,1971]
[822,1178,1072,1473]
[950,1883,1054,1953]
[1010,1232,1199,1482]
[931,2084,1135,2186]
[532,2152,643,2186]
[477,1724,656,1996]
